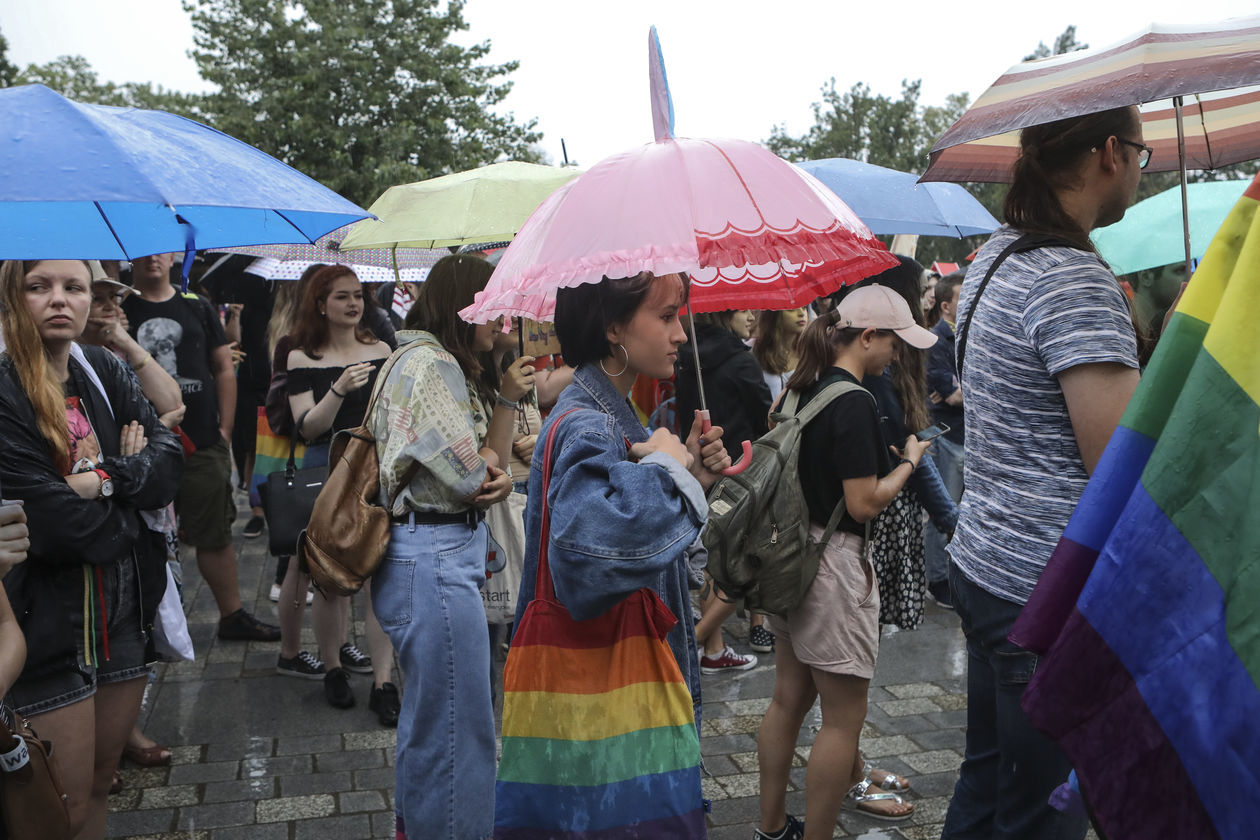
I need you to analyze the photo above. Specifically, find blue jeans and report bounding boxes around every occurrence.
[941,564,1087,840]
[924,436,964,585]
[371,518,494,840]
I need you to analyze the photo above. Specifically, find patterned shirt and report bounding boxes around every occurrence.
[371,331,489,515]
[948,226,1138,604]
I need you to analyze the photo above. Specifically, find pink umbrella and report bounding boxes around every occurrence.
[462,28,896,472]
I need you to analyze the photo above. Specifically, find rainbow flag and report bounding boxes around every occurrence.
[493,589,705,838]
[1010,173,1260,838]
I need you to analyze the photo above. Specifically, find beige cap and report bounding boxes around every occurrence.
[835,285,937,350]
[87,261,134,297]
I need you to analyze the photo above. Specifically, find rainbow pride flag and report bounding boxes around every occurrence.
[493,589,705,838]
[1010,173,1260,838]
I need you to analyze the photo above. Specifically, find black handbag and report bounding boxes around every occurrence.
[260,411,324,557]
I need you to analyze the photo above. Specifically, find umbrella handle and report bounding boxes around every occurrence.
[698,410,752,476]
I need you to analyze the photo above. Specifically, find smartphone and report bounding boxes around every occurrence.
[916,424,951,443]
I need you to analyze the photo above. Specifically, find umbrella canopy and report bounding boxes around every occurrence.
[461,30,895,326]
[796,158,998,237]
[0,84,369,260]
[1092,179,1253,274]
[221,229,444,277]
[921,14,1260,183]
[339,161,582,251]
[244,257,433,285]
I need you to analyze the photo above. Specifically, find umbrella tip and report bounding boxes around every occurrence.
[649,26,675,143]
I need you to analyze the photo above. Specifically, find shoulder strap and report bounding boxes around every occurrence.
[956,233,1076,385]
[791,379,872,426]
[535,408,585,602]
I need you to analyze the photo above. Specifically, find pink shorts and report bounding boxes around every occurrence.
[768,526,879,679]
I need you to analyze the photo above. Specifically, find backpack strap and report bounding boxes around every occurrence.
[791,380,877,548]
[956,233,1077,386]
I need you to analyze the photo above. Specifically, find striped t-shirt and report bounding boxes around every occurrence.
[948,226,1138,604]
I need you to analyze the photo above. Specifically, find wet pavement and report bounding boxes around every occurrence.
[112,491,974,839]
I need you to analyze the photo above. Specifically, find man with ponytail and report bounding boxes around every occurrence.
[941,107,1146,840]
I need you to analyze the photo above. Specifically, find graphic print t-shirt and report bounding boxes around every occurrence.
[64,395,102,468]
[123,292,228,449]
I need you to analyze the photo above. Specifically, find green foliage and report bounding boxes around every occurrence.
[183,0,542,204]
[8,54,205,117]
[1024,25,1088,61]
[0,32,18,87]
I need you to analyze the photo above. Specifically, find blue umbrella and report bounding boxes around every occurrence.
[0,84,369,272]
[796,158,998,238]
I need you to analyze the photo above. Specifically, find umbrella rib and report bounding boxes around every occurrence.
[273,210,317,245]
[92,201,132,260]
[1193,94,1216,170]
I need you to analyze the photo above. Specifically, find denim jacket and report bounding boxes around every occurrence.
[514,365,709,723]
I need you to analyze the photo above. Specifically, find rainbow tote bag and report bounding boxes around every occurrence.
[493,410,706,839]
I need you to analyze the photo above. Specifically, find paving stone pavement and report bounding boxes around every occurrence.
[114,489,975,839]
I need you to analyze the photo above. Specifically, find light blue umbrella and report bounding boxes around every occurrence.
[796,158,998,238]
[1091,179,1253,275]
[0,84,369,270]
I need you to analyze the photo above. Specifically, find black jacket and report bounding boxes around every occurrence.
[0,345,184,680]
[675,324,772,461]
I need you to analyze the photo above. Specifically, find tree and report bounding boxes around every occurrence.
[0,31,18,88]
[183,0,542,204]
[1024,25,1088,61]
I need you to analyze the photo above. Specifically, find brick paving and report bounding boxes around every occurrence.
[113,490,975,839]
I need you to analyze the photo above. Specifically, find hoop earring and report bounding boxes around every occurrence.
[600,343,630,377]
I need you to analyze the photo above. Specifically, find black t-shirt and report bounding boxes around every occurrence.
[796,367,889,536]
[286,360,384,445]
[123,292,228,449]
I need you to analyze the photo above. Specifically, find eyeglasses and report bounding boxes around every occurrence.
[1115,137,1153,169]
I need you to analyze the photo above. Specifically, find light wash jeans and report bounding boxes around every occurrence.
[924,435,964,585]
[371,517,494,840]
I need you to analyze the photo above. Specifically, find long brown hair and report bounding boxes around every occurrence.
[851,257,931,433]
[784,310,863,393]
[287,265,377,358]
[0,260,91,471]
[753,310,798,375]
[1004,106,1140,250]
[406,254,494,405]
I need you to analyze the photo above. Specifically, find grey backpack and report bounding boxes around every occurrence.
[703,379,873,617]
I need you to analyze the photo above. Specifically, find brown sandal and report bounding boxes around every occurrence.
[122,742,172,766]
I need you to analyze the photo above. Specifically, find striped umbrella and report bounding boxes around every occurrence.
[223,231,444,278]
[921,14,1260,277]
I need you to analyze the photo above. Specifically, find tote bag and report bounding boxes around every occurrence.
[493,410,706,839]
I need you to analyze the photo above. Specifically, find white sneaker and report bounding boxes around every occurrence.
[269,583,282,602]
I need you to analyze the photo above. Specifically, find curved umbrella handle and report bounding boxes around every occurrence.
[698,410,752,476]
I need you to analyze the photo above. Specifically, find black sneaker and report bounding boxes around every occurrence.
[369,682,401,728]
[243,515,265,539]
[340,643,373,674]
[749,624,776,653]
[753,814,803,840]
[276,651,325,680]
[928,580,955,610]
[324,667,355,709]
[217,609,282,642]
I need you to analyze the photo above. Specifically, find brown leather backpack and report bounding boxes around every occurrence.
[296,345,416,596]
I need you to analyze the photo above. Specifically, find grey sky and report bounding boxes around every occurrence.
[3,1,1257,170]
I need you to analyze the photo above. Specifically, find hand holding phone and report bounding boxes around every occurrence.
[915,424,951,444]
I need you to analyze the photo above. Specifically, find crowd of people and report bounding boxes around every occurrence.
[0,103,1160,840]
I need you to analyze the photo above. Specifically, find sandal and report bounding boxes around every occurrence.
[843,777,913,822]
[863,760,911,792]
[109,769,124,795]
[123,742,172,767]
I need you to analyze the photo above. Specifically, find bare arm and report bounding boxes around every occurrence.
[211,343,237,442]
[842,436,932,523]
[535,363,574,410]
[0,588,26,700]
[1058,362,1140,475]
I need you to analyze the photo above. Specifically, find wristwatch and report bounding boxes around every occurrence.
[93,468,114,499]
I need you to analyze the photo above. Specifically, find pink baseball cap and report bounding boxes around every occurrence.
[835,285,937,350]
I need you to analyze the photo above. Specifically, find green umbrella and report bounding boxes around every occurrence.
[339,161,581,251]
[1092,179,1252,275]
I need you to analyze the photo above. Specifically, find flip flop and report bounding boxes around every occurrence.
[863,760,911,792]
[109,769,123,795]
[843,777,914,822]
[123,742,172,767]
